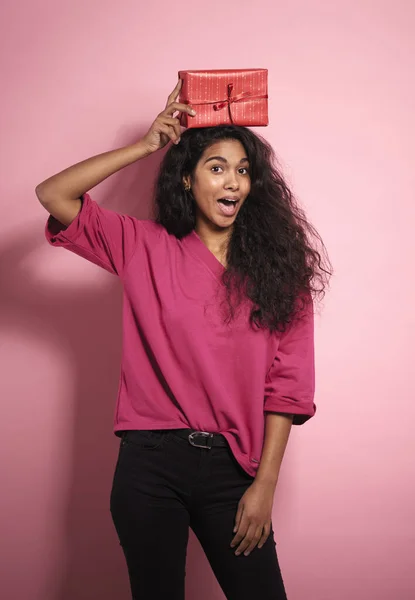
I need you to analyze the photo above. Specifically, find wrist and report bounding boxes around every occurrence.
[253,474,279,489]
[128,140,153,161]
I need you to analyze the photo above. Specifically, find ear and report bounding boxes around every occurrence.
[182,175,191,188]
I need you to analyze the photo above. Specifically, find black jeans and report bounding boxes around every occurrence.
[110,429,288,600]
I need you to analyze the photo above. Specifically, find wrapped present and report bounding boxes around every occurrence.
[178,69,268,128]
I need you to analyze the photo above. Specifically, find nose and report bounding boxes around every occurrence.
[224,172,239,190]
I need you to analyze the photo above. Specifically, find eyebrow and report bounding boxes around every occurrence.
[204,155,250,165]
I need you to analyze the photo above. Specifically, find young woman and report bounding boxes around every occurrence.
[36,80,331,600]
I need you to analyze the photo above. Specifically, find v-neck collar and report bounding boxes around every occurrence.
[182,230,226,279]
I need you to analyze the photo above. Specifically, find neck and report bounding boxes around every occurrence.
[195,220,232,267]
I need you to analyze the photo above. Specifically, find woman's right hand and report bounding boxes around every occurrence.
[140,80,196,155]
[35,82,195,217]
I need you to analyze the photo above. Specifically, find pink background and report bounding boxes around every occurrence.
[1,1,414,599]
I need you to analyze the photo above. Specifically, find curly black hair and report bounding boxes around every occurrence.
[154,125,332,333]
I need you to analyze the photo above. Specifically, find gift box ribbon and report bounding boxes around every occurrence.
[186,83,268,124]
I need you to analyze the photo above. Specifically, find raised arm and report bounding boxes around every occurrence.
[35,80,196,227]
[35,143,152,226]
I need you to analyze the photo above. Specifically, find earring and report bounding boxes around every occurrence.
[184,184,191,192]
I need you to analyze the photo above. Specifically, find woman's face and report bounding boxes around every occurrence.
[185,139,251,231]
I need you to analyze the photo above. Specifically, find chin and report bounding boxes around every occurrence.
[211,216,236,230]
[197,207,238,231]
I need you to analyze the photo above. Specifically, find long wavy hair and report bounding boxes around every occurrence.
[155,125,332,333]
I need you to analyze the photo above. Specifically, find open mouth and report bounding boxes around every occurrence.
[217,198,240,217]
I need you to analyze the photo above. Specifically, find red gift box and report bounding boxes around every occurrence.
[178,69,268,128]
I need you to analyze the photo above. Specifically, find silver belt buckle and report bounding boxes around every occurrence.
[188,431,214,449]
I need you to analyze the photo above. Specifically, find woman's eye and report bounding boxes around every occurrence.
[210,166,249,175]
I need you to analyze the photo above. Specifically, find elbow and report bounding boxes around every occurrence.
[35,182,48,204]
[35,182,55,206]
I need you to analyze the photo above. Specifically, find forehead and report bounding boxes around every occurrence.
[201,139,248,161]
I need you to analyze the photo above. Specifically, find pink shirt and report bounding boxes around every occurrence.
[45,193,316,476]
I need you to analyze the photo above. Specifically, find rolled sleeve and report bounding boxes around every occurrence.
[45,193,142,278]
[264,295,316,425]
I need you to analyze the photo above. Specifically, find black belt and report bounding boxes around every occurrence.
[173,429,228,449]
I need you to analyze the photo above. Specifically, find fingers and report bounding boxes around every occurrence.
[163,101,196,119]
[160,116,181,142]
[151,114,181,145]
[157,122,181,145]
[165,79,182,108]
[230,519,247,551]
[243,525,264,556]
[163,82,196,134]
[233,523,263,557]
[144,87,192,152]
[258,522,271,549]
[231,510,250,552]
[231,516,271,557]
[233,503,243,533]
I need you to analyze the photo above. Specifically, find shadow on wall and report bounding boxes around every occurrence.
[0,128,223,600]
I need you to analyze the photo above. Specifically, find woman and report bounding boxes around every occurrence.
[36,80,331,600]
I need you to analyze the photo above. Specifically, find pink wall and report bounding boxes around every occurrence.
[1,1,414,599]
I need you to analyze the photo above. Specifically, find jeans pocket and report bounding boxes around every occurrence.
[122,430,170,451]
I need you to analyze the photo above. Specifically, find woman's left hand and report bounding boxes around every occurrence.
[230,480,275,556]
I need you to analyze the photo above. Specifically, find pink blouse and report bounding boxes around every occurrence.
[45,194,316,476]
